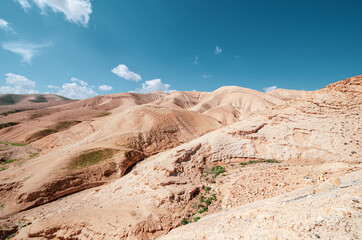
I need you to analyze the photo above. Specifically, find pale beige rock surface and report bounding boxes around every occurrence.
[0,75,360,240]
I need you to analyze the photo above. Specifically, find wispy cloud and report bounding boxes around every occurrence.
[49,77,97,99]
[111,64,142,82]
[131,79,174,93]
[0,73,38,94]
[0,18,16,34]
[202,74,212,79]
[193,55,199,65]
[2,41,51,64]
[263,86,278,92]
[98,85,113,91]
[14,0,31,10]
[14,0,92,26]
[215,46,222,55]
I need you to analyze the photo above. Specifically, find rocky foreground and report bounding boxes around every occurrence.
[0,75,361,239]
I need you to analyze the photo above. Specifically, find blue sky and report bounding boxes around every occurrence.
[0,0,361,99]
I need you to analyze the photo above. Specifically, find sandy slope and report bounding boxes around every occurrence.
[0,75,360,239]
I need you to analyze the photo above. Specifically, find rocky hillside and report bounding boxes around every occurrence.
[0,75,360,240]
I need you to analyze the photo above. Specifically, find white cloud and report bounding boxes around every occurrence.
[202,74,212,79]
[98,85,113,91]
[193,55,199,65]
[14,0,31,10]
[0,73,38,94]
[50,78,97,99]
[14,0,92,26]
[111,64,142,82]
[263,86,278,92]
[71,77,88,86]
[0,18,16,33]
[2,41,50,64]
[47,84,60,89]
[132,79,174,94]
[215,46,222,55]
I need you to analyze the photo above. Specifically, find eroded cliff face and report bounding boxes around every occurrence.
[0,75,361,240]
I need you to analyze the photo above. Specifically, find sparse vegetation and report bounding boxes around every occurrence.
[265,159,280,163]
[0,122,19,130]
[183,187,218,225]
[29,112,44,119]
[96,112,111,117]
[29,153,39,158]
[0,203,5,208]
[0,109,27,116]
[29,95,48,103]
[181,218,190,225]
[69,148,117,169]
[0,142,27,146]
[52,121,81,131]
[240,159,280,166]
[3,158,21,164]
[0,94,25,105]
[27,129,58,142]
[193,216,201,222]
[0,167,6,171]
[203,165,226,178]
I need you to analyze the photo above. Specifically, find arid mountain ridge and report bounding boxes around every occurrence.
[0,75,361,239]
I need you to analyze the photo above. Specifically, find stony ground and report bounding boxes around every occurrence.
[160,169,362,240]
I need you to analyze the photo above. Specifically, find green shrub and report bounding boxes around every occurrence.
[0,122,19,129]
[198,206,208,214]
[181,218,189,225]
[211,166,225,178]
[193,217,201,222]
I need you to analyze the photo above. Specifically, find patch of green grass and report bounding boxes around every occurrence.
[0,122,19,130]
[3,158,21,164]
[205,186,211,192]
[52,121,81,131]
[69,148,117,169]
[29,153,39,158]
[0,167,6,171]
[211,166,226,178]
[240,159,280,166]
[193,217,201,222]
[0,203,5,208]
[203,166,226,178]
[26,129,58,142]
[0,142,27,146]
[265,159,280,163]
[96,112,111,117]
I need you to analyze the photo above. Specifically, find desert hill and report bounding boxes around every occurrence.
[0,75,360,239]
[0,86,301,220]
[0,94,73,116]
